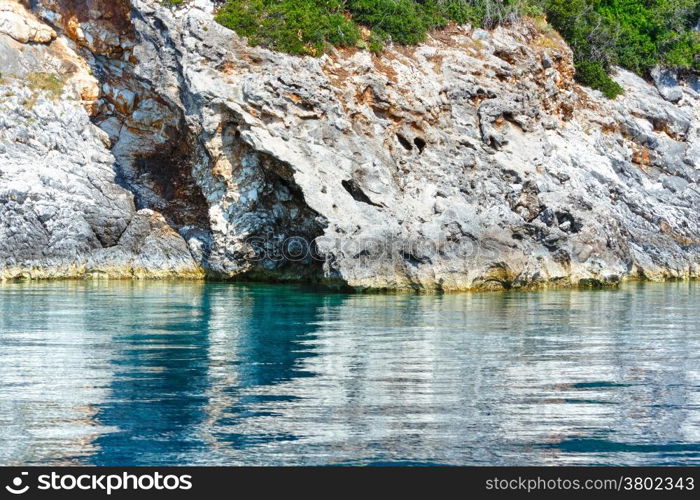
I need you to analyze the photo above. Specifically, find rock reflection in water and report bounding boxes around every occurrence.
[0,281,697,465]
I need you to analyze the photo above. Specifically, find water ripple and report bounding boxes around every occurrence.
[0,281,698,466]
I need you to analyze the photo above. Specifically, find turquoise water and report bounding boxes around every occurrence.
[0,281,698,466]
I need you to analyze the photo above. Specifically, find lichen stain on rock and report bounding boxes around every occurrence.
[132,129,211,231]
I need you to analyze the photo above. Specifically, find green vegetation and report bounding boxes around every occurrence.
[22,72,65,110]
[216,1,360,55]
[573,60,624,98]
[215,1,538,55]
[213,1,699,97]
[543,0,699,97]
[162,0,187,7]
[26,72,65,100]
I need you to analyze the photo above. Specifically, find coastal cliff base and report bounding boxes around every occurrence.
[0,0,698,291]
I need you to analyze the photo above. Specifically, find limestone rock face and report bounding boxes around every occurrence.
[0,0,698,290]
[0,0,201,280]
[0,1,55,43]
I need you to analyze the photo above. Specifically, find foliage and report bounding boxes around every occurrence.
[575,60,625,98]
[543,0,699,96]
[214,1,535,55]
[214,0,700,97]
[215,0,360,55]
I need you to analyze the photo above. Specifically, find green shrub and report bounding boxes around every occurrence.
[213,0,700,98]
[214,1,537,54]
[347,0,431,45]
[544,0,699,94]
[215,0,359,55]
[574,60,624,98]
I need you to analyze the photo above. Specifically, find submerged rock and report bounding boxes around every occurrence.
[0,0,698,290]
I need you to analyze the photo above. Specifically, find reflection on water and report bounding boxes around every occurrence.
[0,281,698,466]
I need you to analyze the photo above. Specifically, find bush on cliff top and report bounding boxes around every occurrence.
[215,0,359,56]
[212,0,700,98]
[215,1,536,54]
[544,0,699,98]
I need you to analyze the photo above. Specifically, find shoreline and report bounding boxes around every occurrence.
[1,270,696,295]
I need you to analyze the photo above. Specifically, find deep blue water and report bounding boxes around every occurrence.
[0,281,698,466]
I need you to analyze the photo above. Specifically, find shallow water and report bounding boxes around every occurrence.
[0,280,698,466]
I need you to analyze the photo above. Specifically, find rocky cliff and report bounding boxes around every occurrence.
[0,0,698,291]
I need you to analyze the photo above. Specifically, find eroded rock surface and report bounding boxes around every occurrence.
[0,0,201,279]
[0,0,698,290]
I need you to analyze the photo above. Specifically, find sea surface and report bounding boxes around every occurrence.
[0,280,698,466]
